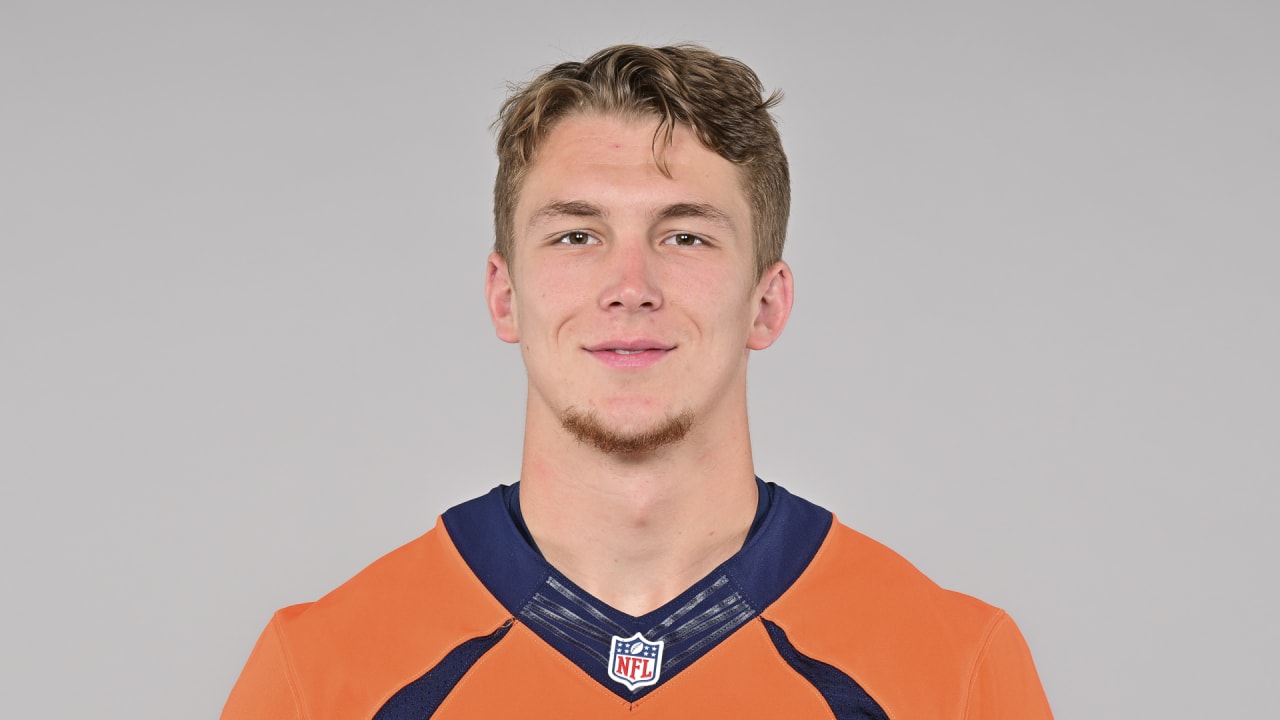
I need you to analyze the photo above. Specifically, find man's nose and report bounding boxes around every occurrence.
[598,238,663,312]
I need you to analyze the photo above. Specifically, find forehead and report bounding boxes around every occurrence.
[515,114,750,229]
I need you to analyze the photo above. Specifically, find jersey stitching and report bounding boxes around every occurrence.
[753,618,836,719]
[418,617,516,717]
[516,566,760,697]
[657,573,756,671]
[373,618,515,718]
[366,527,515,716]
[268,613,310,720]
[760,524,900,720]
[521,603,612,663]
[960,609,1008,720]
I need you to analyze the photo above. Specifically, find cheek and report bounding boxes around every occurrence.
[684,262,754,308]
[513,275,591,343]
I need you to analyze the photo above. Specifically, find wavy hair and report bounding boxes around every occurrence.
[493,44,789,278]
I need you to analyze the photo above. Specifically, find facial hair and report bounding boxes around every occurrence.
[560,407,695,455]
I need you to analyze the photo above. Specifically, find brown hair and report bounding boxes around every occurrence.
[493,44,789,279]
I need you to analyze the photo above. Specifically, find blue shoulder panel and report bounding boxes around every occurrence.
[762,618,890,720]
[373,621,513,720]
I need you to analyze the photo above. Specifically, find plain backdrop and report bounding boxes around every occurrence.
[2,1,1276,717]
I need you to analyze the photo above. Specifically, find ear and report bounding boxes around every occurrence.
[485,252,520,343]
[747,260,794,350]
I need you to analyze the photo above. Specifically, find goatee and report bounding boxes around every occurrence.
[560,408,695,454]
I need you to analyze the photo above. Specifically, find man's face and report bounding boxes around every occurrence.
[486,113,791,453]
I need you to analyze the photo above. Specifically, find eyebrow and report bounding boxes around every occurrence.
[651,202,734,230]
[528,200,606,227]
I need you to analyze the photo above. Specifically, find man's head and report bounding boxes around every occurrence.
[486,45,794,457]
[493,44,789,279]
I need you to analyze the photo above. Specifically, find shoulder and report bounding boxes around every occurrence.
[260,520,511,719]
[764,518,1025,718]
[286,520,500,619]
[781,520,998,621]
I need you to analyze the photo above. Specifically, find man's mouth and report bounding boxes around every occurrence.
[585,341,674,368]
[585,340,674,353]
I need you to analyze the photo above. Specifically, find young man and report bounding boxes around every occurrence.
[222,45,1053,719]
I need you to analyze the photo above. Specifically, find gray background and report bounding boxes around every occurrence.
[2,1,1276,717]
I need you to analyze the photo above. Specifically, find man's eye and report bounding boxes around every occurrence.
[663,233,705,247]
[557,231,599,245]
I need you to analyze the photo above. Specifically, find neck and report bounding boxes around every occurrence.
[517,403,759,616]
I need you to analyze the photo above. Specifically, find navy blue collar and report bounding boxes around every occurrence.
[442,479,831,700]
[502,478,776,555]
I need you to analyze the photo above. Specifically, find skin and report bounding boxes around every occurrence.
[485,113,794,615]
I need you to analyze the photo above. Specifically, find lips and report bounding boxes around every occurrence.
[584,339,675,353]
[585,340,674,369]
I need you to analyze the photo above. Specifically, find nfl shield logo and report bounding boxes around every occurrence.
[607,632,664,691]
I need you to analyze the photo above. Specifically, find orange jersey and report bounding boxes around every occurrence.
[222,483,1052,719]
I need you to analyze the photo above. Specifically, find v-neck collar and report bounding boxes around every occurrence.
[441,479,831,700]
